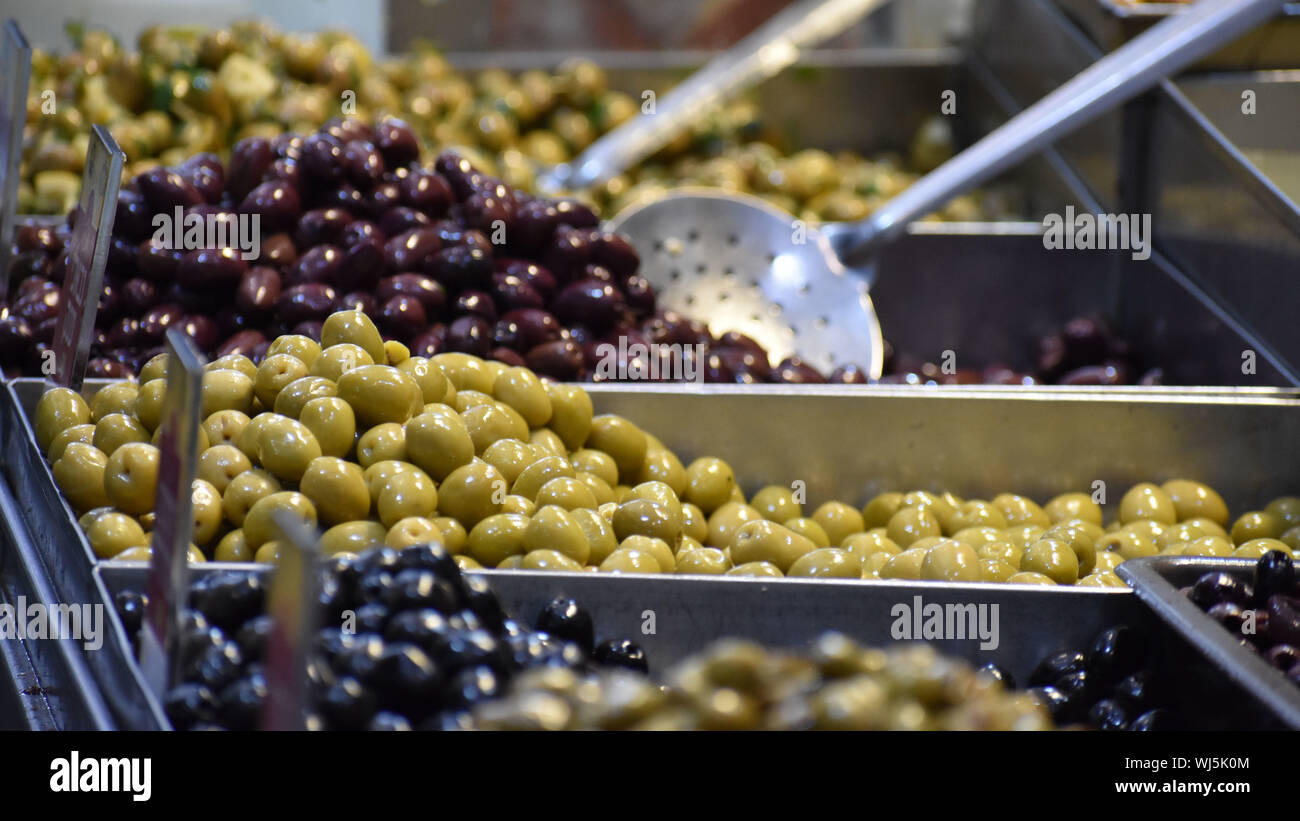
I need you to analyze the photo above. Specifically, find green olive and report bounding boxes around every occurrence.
[190,479,223,545]
[879,547,929,580]
[101,442,159,515]
[618,535,674,572]
[751,485,803,523]
[206,354,257,381]
[980,558,1018,583]
[1230,511,1283,544]
[976,540,1022,568]
[321,310,386,364]
[48,423,95,461]
[788,547,859,578]
[841,531,901,563]
[730,520,815,572]
[202,409,250,449]
[35,388,92,452]
[215,529,253,562]
[501,494,536,516]
[462,402,530,452]
[466,513,531,567]
[811,501,865,545]
[861,491,904,529]
[530,428,568,456]
[991,493,1051,528]
[637,448,687,495]
[1265,496,1300,530]
[919,539,981,582]
[337,365,422,428]
[433,516,468,554]
[570,448,619,487]
[493,366,552,428]
[886,506,941,547]
[1020,538,1079,584]
[524,505,590,564]
[522,549,585,571]
[385,516,444,550]
[575,472,615,506]
[1233,537,1292,559]
[92,412,150,457]
[272,375,337,418]
[684,457,735,514]
[300,456,369,525]
[481,439,539,486]
[512,455,575,500]
[726,561,782,578]
[1004,524,1046,549]
[586,415,647,482]
[132,379,167,432]
[397,356,451,405]
[1119,482,1177,525]
[200,368,256,417]
[1098,527,1157,560]
[243,491,316,549]
[321,520,387,556]
[1041,522,1098,576]
[257,415,322,482]
[612,498,682,547]
[265,334,322,369]
[1162,479,1230,526]
[90,382,139,422]
[1183,536,1234,557]
[139,353,170,384]
[253,353,310,409]
[783,517,830,548]
[197,444,253,494]
[432,353,496,394]
[86,512,147,559]
[309,343,374,382]
[545,383,593,450]
[599,546,662,574]
[706,502,763,548]
[297,396,356,459]
[535,476,599,511]
[675,546,731,575]
[405,407,475,481]
[356,423,406,467]
[438,460,505,528]
[375,467,438,527]
[1043,492,1103,526]
[1007,571,1057,586]
[222,469,281,527]
[568,507,617,566]
[942,500,1008,534]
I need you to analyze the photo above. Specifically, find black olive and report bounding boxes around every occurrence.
[1053,669,1096,720]
[976,662,1015,690]
[1130,708,1176,731]
[189,571,265,631]
[183,640,243,692]
[430,628,506,673]
[537,639,588,671]
[460,574,505,632]
[353,602,389,635]
[593,639,649,674]
[179,625,228,669]
[358,569,396,604]
[217,674,268,730]
[537,597,594,654]
[114,590,147,638]
[320,676,378,730]
[163,682,218,730]
[1254,551,1296,603]
[189,723,227,731]
[1029,650,1087,687]
[371,642,442,711]
[367,711,413,731]
[332,633,386,681]
[315,626,357,660]
[1189,572,1254,610]
[1087,699,1129,731]
[389,568,460,612]
[316,573,347,623]
[500,618,527,639]
[1206,602,1248,636]
[441,664,503,709]
[356,545,401,576]
[384,608,451,653]
[394,543,460,579]
[1088,625,1146,685]
[235,615,274,662]
[1029,686,1070,724]
[1264,644,1300,671]
[421,710,475,731]
[1111,669,1161,711]
[444,610,483,634]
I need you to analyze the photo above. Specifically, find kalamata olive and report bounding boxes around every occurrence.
[511,199,558,252]
[228,136,275,201]
[490,272,544,312]
[342,140,384,190]
[177,247,247,289]
[500,308,562,350]
[292,320,324,342]
[47,249,69,283]
[374,117,420,167]
[294,208,354,248]
[773,356,827,383]
[300,133,344,183]
[708,348,767,383]
[409,325,446,357]
[237,180,301,231]
[179,315,220,352]
[336,240,384,293]
[1137,368,1163,386]
[462,192,513,236]
[13,288,61,325]
[259,233,297,269]
[983,367,1037,386]
[1266,595,1300,646]
[9,249,50,281]
[378,295,428,341]
[1255,551,1296,602]
[454,290,497,323]
[490,347,526,368]
[434,151,478,199]
[940,368,984,386]
[553,199,599,229]
[716,331,765,357]
[376,273,446,318]
[1206,601,1248,634]
[113,190,154,241]
[526,339,583,380]
[401,170,453,216]
[339,220,381,249]
[1189,572,1254,609]
[324,117,374,145]
[702,351,736,382]
[1088,625,1146,685]
[274,283,338,325]
[367,181,402,218]
[622,275,655,316]
[217,330,268,358]
[552,278,625,329]
[16,275,55,298]
[285,245,342,287]
[384,229,441,272]
[31,317,58,345]
[379,207,432,237]
[18,224,61,254]
[1059,364,1128,386]
[178,152,225,204]
[429,245,492,293]
[105,317,143,349]
[86,357,132,379]
[137,166,205,212]
[236,266,282,315]
[830,364,869,383]
[339,291,378,316]
[0,315,33,359]
[323,184,366,215]
[264,157,301,190]
[543,226,592,281]
[446,315,491,357]
[1264,644,1300,671]
[138,304,185,344]
[582,264,614,284]
[107,236,138,278]
[1062,317,1109,366]
[496,259,556,298]
[137,238,184,282]
[590,231,640,278]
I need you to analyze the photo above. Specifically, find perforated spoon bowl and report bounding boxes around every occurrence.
[610,0,1287,378]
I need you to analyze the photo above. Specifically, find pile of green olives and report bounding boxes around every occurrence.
[36,308,1300,583]
[471,632,1054,730]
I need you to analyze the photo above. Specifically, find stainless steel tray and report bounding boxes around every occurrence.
[1117,556,1300,729]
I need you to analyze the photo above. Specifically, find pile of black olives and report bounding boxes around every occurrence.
[1187,551,1300,687]
[981,624,1176,730]
[111,543,647,730]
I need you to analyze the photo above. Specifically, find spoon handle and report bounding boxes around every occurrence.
[833,0,1288,267]
[541,0,891,193]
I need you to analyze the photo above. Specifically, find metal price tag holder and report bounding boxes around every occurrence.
[261,511,321,731]
[139,329,205,698]
[48,124,122,392]
[0,19,31,287]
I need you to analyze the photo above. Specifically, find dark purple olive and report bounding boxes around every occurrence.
[16,275,55,298]
[773,356,827,383]
[590,231,640,279]
[1207,601,1249,635]
[264,157,301,189]
[177,152,225,204]
[401,170,453,216]
[216,330,268,358]
[454,290,497,323]
[342,140,384,190]
[259,233,297,269]
[1266,594,1300,646]
[499,308,561,350]
[9,250,50,281]
[379,206,432,237]
[13,288,61,325]
[384,229,440,272]
[525,339,583,380]
[462,192,513,236]
[429,245,492,293]
[336,240,384,293]
[543,226,592,281]
[339,291,378,317]
[86,357,132,379]
[294,208,355,248]
[366,181,402,218]
[716,331,766,357]
[714,347,770,382]
[376,274,446,318]
[136,238,184,282]
[179,315,220,352]
[228,136,275,201]
[582,264,614,284]
[489,272,544,312]
[446,316,491,357]
[107,236,139,278]
[489,347,526,368]
[285,245,342,287]
[702,351,735,383]
[1029,650,1087,688]
[434,151,478,200]
[137,166,205,212]
[177,247,247,289]
[237,180,301,232]
[830,363,869,384]
[375,117,420,167]
[1264,644,1300,671]
[1255,551,1296,603]
[1059,364,1127,386]
[339,220,381,249]
[511,199,558,252]
[378,296,428,341]
[1130,709,1176,731]
[622,275,655,316]
[553,199,599,229]
[300,133,344,183]
[1089,625,1146,685]
[552,278,625,329]
[496,259,556,297]
[409,325,446,357]
[324,184,366,215]
[236,266,282,316]
[113,190,154,241]
[1062,316,1109,366]
[1189,572,1254,610]
[137,303,184,344]
[275,284,338,324]
[292,320,324,342]
[0,315,34,359]
[105,317,143,349]
[14,223,56,253]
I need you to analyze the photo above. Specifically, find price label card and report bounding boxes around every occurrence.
[48,124,122,392]
[140,329,205,698]
[0,20,31,288]
[262,510,321,731]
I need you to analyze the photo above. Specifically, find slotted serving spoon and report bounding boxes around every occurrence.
[607,0,1288,378]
